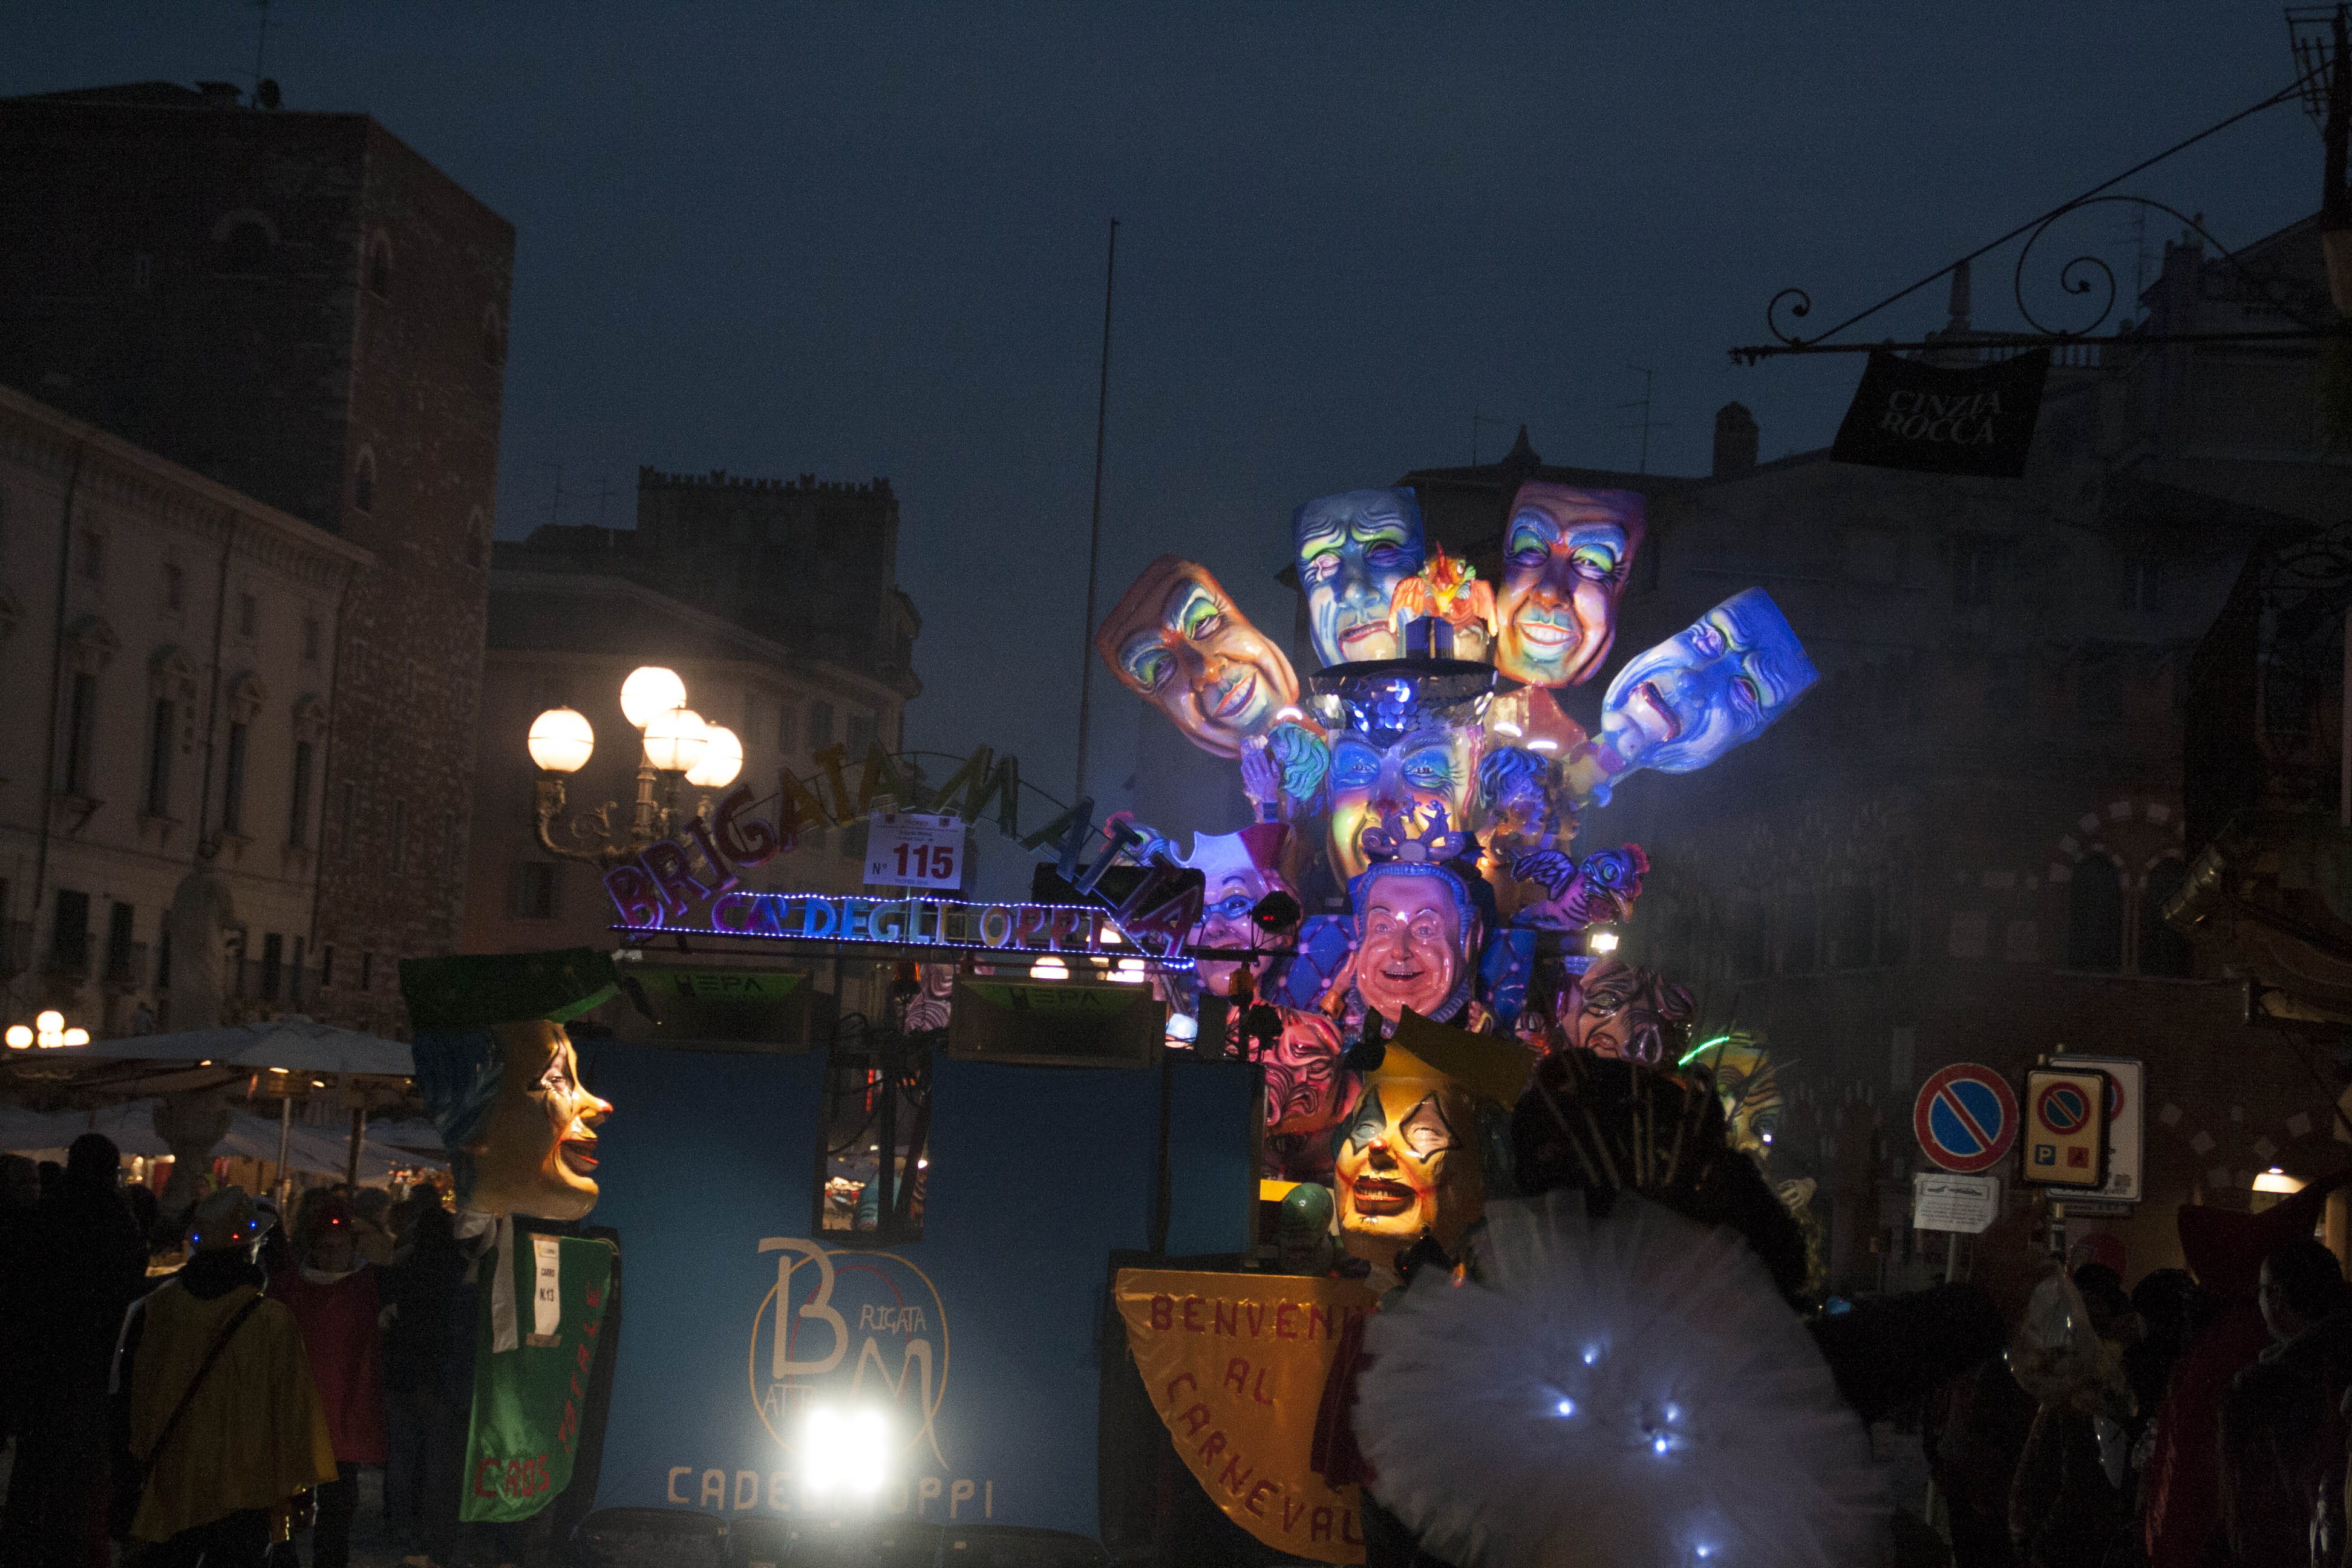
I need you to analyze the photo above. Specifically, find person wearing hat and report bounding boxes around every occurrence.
[268,1194,386,1568]
[115,1186,335,1564]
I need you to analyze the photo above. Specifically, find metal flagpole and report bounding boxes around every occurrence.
[1073,218,1119,804]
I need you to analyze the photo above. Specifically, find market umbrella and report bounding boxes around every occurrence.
[68,1020,413,1076]
[3,1097,438,1182]
[66,1021,414,1190]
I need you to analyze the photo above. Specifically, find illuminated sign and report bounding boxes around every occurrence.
[612,893,1194,967]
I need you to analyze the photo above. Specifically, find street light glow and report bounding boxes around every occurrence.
[687,724,743,788]
[618,666,687,729]
[528,707,595,774]
[641,706,710,774]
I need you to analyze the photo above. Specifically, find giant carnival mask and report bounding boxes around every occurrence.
[1182,825,1293,998]
[1336,1065,1485,1277]
[1328,726,1481,883]
[1687,1031,1782,1164]
[1097,555,1301,758]
[1333,1015,1530,1281]
[1351,858,1480,1025]
[414,1018,614,1220]
[1591,588,1818,782]
[1294,488,1427,668]
[403,947,620,1221]
[1492,482,1644,688]
[1558,956,1695,1068]
[1262,1008,1350,1138]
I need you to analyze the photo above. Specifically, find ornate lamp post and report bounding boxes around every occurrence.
[529,664,742,866]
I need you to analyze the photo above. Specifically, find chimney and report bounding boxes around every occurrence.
[1713,403,1759,478]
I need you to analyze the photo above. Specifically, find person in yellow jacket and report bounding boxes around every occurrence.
[115,1186,336,1566]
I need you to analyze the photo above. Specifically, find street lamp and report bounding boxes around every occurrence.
[530,666,719,865]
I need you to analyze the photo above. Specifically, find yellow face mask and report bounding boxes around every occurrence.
[1333,1077,1485,1275]
[464,1020,613,1221]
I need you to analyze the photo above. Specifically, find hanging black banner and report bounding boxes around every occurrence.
[1831,348,2051,477]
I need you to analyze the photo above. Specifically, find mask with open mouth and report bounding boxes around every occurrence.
[1492,482,1644,688]
[1293,488,1427,669]
[1334,1076,1485,1279]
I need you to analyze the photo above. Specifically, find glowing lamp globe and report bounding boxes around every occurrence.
[687,725,743,788]
[527,707,595,774]
[36,1010,62,1033]
[619,666,687,730]
[4,1025,28,1050]
[642,707,710,774]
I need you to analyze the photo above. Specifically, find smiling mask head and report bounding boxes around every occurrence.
[1097,555,1301,758]
[402,948,620,1220]
[1494,483,1645,688]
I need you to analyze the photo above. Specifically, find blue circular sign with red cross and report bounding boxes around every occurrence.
[2037,1081,2092,1135]
[1914,1063,2020,1175]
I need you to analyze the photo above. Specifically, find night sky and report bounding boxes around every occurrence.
[7,2,2325,820]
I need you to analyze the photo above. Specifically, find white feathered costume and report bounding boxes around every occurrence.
[1356,1190,1890,1567]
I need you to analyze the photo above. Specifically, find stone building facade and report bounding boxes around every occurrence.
[0,82,515,1036]
[1356,214,2350,1287]
[0,384,370,1036]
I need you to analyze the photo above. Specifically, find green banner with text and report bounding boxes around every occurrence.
[460,1229,616,1523]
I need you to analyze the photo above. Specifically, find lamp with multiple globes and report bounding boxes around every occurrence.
[529,665,723,866]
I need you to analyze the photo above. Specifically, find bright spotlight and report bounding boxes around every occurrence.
[802,1405,890,1499]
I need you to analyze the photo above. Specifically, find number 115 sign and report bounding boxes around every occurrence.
[864,811,965,891]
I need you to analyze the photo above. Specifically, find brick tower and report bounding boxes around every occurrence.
[0,83,515,1034]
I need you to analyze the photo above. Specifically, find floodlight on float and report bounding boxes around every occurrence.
[2255,1168,2305,1194]
[1588,928,1621,955]
[641,707,710,774]
[618,665,687,729]
[527,707,595,774]
[1030,956,1070,981]
[687,724,743,789]
[802,1405,890,1497]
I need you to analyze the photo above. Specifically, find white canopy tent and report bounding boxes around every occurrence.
[21,1021,423,1192]
[1,1097,440,1184]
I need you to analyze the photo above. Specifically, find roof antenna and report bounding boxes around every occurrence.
[249,0,279,106]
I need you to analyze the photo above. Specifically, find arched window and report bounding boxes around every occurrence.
[2140,857,2195,978]
[367,235,393,299]
[353,449,375,514]
[2066,854,2124,972]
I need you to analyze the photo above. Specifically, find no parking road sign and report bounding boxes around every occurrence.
[1915,1063,2019,1175]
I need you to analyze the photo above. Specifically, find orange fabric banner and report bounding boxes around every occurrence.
[1114,1268,1379,1564]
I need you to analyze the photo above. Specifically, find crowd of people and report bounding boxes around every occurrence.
[0,1135,483,1568]
[1922,1175,2352,1568]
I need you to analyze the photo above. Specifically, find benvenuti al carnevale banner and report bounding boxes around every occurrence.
[1116,1269,1379,1564]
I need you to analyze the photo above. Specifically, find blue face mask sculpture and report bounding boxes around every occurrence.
[1593,589,1818,780]
[1294,488,1427,668]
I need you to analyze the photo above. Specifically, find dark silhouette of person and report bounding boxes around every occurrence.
[0,1134,147,1567]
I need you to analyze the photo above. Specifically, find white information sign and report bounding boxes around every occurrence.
[864,811,965,891]
[2063,1055,2145,1205]
[1912,1172,2004,1235]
